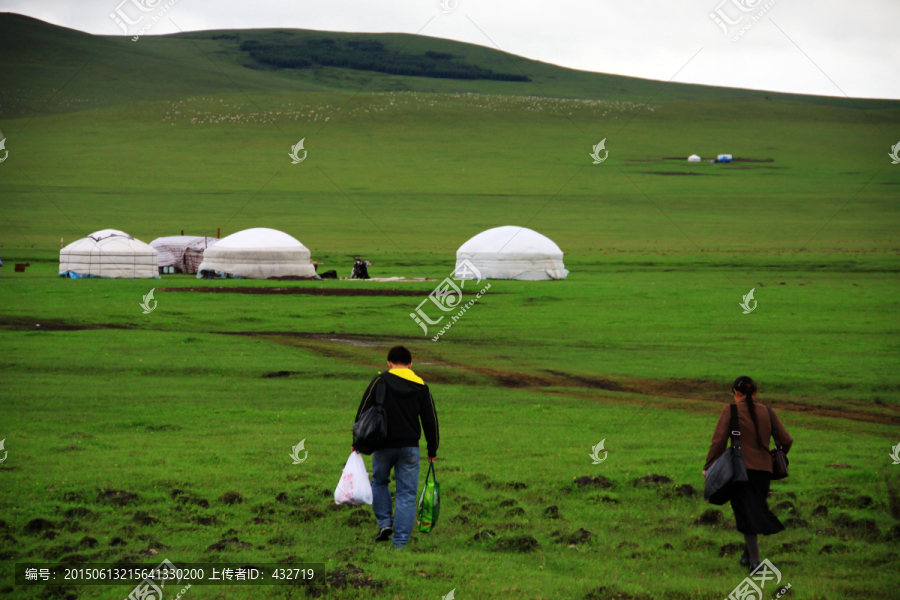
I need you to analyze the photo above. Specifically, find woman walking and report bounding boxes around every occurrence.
[704,376,793,571]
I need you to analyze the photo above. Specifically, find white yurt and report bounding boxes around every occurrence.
[150,236,220,274]
[196,228,316,279]
[688,154,701,162]
[59,229,158,279]
[455,226,568,281]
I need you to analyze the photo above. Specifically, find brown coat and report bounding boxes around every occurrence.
[705,400,793,472]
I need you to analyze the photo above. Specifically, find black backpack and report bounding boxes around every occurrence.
[353,378,388,454]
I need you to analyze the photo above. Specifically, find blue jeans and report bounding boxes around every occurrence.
[371,446,420,548]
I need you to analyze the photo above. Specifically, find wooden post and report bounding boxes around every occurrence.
[217,228,220,238]
[181,230,184,236]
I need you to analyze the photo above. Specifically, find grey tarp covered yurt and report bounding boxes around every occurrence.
[150,236,220,274]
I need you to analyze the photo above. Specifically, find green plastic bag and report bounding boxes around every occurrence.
[417,462,440,532]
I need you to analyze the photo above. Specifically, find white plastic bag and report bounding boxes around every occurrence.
[334,452,373,506]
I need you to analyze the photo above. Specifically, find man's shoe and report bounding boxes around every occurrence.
[749,562,761,574]
[375,526,393,542]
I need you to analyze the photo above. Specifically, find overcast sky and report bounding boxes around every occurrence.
[3,0,898,99]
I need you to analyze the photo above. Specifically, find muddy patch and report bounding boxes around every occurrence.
[171,489,210,508]
[306,563,385,597]
[485,481,527,491]
[634,474,672,487]
[218,491,244,505]
[24,518,56,535]
[553,528,592,545]
[719,542,744,558]
[289,507,325,522]
[262,371,296,378]
[585,586,651,600]
[159,286,463,297]
[574,475,615,489]
[544,370,624,391]
[695,509,723,525]
[64,507,95,519]
[833,514,879,539]
[206,537,253,552]
[98,489,138,506]
[132,511,160,526]
[0,317,133,332]
[643,171,706,176]
[493,535,539,553]
[346,509,372,527]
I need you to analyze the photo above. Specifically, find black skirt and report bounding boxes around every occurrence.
[730,469,784,535]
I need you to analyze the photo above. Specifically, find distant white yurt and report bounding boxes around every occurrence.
[197,228,316,279]
[455,226,568,281]
[150,236,220,274]
[688,154,701,162]
[59,229,158,279]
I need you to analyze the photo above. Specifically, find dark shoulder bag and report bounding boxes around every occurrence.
[704,405,750,505]
[352,378,388,455]
[767,406,789,480]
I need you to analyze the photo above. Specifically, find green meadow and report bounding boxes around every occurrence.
[1,13,899,600]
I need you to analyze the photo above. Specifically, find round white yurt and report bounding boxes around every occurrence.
[150,236,220,274]
[455,226,569,281]
[197,228,316,279]
[59,229,159,279]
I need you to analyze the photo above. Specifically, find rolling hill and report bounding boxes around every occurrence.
[2,12,898,122]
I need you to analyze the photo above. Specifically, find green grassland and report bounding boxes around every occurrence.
[1,13,899,600]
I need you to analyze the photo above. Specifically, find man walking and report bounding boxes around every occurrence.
[352,345,439,549]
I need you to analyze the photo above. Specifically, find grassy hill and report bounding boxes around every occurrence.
[2,12,898,122]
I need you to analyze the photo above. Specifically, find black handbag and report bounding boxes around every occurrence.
[704,404,750,505]
[766,406,789,480]
[352,377,388,455]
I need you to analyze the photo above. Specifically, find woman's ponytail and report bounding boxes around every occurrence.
[732,376,764,448]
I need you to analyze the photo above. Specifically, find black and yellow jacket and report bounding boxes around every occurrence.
[354,368,439,458]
